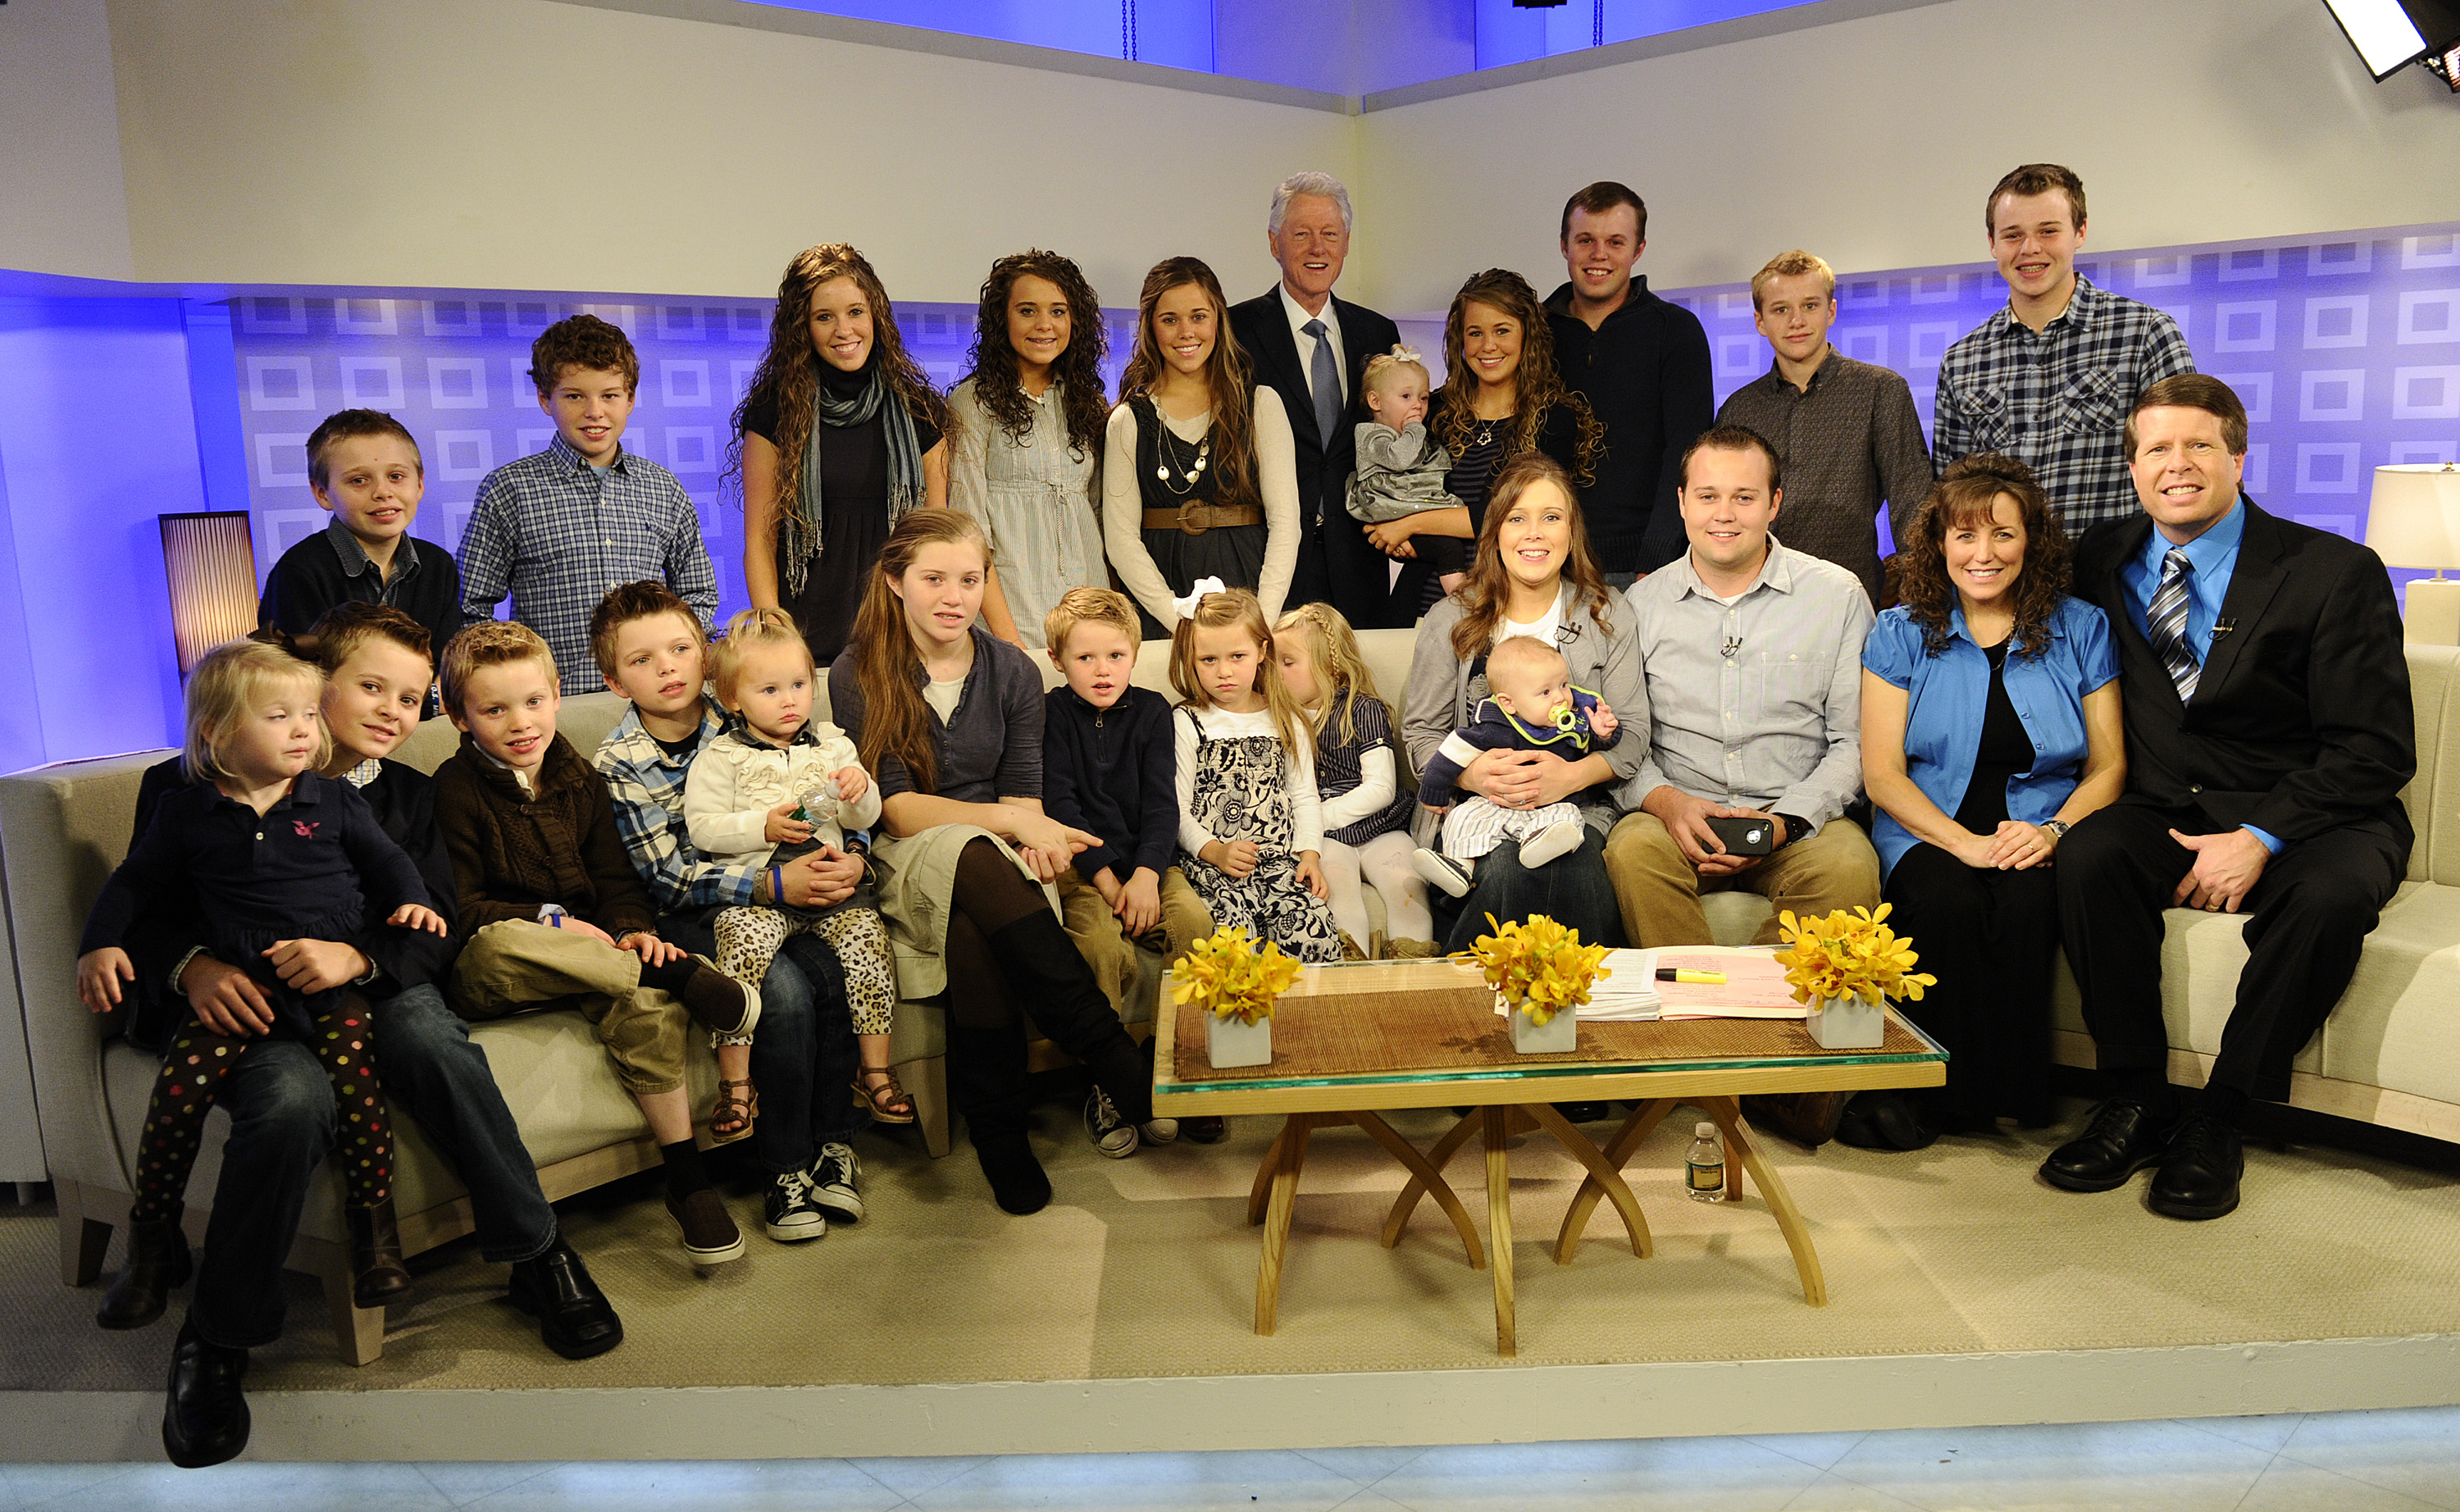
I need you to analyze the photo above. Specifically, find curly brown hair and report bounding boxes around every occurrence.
[528,314,640,395]
[1429,269,1601,487]
[1449,453,1615,661]
[727,244,950,544]
[1116,257,1260,512]
[1897,453,2072,662]
[963,251,1109,457]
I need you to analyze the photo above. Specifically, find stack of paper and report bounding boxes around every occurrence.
[1575,950,1663,1021]
[1653,949,1805,1019]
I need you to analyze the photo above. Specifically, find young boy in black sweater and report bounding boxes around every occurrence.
[257,410,463,663]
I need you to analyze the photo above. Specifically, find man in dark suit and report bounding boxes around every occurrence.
[2043,375,2415,1220]
[1228,171,1403,627]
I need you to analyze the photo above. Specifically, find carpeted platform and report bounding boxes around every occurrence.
[5,1096,2458,1394]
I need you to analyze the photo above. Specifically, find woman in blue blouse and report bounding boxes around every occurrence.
[1855,455,2125,1149]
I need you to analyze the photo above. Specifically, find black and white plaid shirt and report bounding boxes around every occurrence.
[1932,275,2194,535]
[456,434,719,693]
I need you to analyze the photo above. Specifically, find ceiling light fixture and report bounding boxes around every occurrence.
[2322,0,2460,82]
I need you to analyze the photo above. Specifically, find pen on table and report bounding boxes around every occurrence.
[1656,968,1726,985]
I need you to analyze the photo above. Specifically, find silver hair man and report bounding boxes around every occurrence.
[1268,171,1353,235]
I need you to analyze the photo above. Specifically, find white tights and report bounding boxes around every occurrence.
[1319,831,1434,949]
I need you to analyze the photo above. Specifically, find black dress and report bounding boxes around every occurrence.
[1128,394,1267,640]
[743,367,944,667]
[1883,637,2061,1127]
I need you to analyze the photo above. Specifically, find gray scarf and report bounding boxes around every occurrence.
[781,358,926,594]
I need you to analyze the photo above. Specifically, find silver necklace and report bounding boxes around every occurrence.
[1154,415,1210,496]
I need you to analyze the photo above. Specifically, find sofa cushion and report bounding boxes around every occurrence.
[2316,880,2460,1107]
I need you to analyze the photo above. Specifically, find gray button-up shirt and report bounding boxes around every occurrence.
[1715,350,1933,604]
[1622,540,1873,835]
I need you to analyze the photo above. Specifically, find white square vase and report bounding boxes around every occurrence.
[1806,995,1885,1050]
[1206,1010,1273,1068]
[1506,996,1578,1054]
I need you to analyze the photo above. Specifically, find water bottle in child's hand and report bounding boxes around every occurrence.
[795,786,840,827]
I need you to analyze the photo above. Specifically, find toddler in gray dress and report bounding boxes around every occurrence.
[1344,347,1468,588]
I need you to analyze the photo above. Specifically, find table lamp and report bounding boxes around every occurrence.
[2365,463,2460,644]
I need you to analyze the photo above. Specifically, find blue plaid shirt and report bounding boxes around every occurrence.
[457,435,719,693]
[1932,275,2194,535]
[592,701,763,914]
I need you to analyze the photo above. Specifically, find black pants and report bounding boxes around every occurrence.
[1885,844,2060,1125]
[2055,801,2404,1102]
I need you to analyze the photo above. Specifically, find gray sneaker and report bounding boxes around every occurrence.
[1084,1087,1140,1159]
[808,1142,863,1223]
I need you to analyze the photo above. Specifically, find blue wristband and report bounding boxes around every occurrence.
[770,866,783,903]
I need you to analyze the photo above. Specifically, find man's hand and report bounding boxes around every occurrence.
[180,954,276,1037]
[388,903,448,935]
[1641,786,1764,877]
[1296,851,1328,900]
[1115,867,1163,936]
[831,766,871,803]
[764,801,814,845]
[77,947,134,1013]
[2170,827,2271,913]
[778,846,863,909]
[1588,700,1620,744]
[1204,838,1260,878]
[263,937,374,995]
[617,931,686,967]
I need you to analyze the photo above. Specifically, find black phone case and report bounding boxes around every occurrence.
[1706,815,1775,856]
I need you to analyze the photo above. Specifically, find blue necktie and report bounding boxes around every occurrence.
[2147,548,2200,702]
[1302,317,1342,449]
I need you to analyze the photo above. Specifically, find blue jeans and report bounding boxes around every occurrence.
[1432,831,1625,954]
[371,983,557,1264]
[660,913,860,1174]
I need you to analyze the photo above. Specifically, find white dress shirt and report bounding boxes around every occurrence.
[1279,284,1346,413]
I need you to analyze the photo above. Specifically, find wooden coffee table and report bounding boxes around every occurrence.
[1151,959,1946,1355]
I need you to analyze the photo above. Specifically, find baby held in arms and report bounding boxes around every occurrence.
[1411,635,1621,899]
[1345,346,1468,591]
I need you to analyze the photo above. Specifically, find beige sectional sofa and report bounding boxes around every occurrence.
[4,633,2452,1364]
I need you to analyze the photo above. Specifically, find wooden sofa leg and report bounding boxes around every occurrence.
[907,1052,951,1159]
[313,1246,386,1366]
[57,1183,112,1287]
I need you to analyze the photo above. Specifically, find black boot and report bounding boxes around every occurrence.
[507,1236,625,1359]
[162,1318,249,1469]
[98,1208,192,1331]
[973,1128,1052,1215]
[986,913,1156,1126]
[347,1201,412,1307]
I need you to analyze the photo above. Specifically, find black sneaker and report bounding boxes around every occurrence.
[1085,1087,1139,1159]
[763,1170,827,1242]
[808,1142,863,1223]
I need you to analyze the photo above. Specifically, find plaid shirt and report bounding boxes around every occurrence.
[1932,275,2194,535]
[593,701,762,915]
[457,434,719,693]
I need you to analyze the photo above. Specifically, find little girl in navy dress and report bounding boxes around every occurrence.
[76,639,445,1323]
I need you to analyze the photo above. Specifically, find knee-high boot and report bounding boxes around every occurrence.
[986,912,1157,1127]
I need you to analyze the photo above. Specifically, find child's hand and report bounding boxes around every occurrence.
[77,947,134,1013]
[1117,868,1163,936]
[557,915,617,947]
[831,766,870,803]
[1089,866,1123,906]
[1206,838,1260,878]
[389,903,448,936]
[1296,851,1328,899]
[617,931,686,967]
[1590,701,1619,742]
[765,801,814,845]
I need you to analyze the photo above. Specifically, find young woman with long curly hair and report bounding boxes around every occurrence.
[730,243,953,667]
[1852,452,2125,1149]
[947,250,1110,650]
[1102,257,1303,638]
[1375,269,1603,620]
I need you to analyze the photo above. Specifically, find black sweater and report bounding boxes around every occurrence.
[257,523,463,666]
[1545,277,1715,575]
[1041,685,1178,883]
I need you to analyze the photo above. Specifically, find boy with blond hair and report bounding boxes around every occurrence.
[458,315,718,694]
[434,619,757,1265]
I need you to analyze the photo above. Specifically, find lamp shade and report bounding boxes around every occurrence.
[2364,464,2460,570]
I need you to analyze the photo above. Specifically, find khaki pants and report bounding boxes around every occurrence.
[1603,813,1882,948]
[449,919,690,1097]
[1056,866,1214,1018]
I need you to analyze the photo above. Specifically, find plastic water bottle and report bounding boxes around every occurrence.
[1686,1121,1726,1203]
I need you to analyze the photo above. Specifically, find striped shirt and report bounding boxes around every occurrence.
[457,434,719,693]
[593,702,763,915]
[1932,275,2194,535]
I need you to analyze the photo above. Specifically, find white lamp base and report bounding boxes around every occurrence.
[2403,577,2460,646]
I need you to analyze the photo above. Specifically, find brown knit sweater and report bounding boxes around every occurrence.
[433,731,656,937]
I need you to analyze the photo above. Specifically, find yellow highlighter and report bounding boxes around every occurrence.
[1655,968,1727,985]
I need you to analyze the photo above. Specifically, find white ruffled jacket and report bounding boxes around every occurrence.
[682,722,882,867]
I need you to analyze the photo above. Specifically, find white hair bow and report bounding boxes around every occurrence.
[1170,576,1228,622]
[1392,345,1422,365]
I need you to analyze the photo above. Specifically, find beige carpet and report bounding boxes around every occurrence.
[5,1100,2458,1393]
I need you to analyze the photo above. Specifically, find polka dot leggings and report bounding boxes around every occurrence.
[127,1005,394,1223]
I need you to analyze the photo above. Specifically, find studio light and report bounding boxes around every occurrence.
[2323,0,2460,80]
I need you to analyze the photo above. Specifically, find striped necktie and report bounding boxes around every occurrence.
[2147,547,2200,702]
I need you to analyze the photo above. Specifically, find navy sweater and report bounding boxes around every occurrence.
[1041,685,1178,882]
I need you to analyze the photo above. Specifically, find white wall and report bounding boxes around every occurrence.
[1354,0,2460,312]
[0,0,138,280]
[100,0,1354,309]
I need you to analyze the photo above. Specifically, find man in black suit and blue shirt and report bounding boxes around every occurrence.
[2043,375,2415,1220]
[1228,172,1403,627]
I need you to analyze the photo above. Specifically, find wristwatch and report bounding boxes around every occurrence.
[2039,819,2071,843]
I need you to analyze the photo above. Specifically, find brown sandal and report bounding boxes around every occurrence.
[710,1077,758,1145]
[853,1068,916,1124]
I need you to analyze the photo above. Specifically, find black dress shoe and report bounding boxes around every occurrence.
[2148,1113,2243,1221]
[347,1202,412,1307]
[1834,1092,1936,1151]
[2039,1099,2169,1192]
[98,1210,192,1330]
[507,1238,625,1359]
[162,1319,249,1469]
[973,1132,1051,1215]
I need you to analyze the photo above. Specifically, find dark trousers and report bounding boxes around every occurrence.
[659,912,860,1174]
[1430,830,1626,954]
[189,982,558,1348]
[1885,844,2060,1125]
[2056,801,2404,1102]
[1292,505,1398,631]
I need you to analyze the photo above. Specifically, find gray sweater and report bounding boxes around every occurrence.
[1345,420,1465,523]
[1400,586,1650,844]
